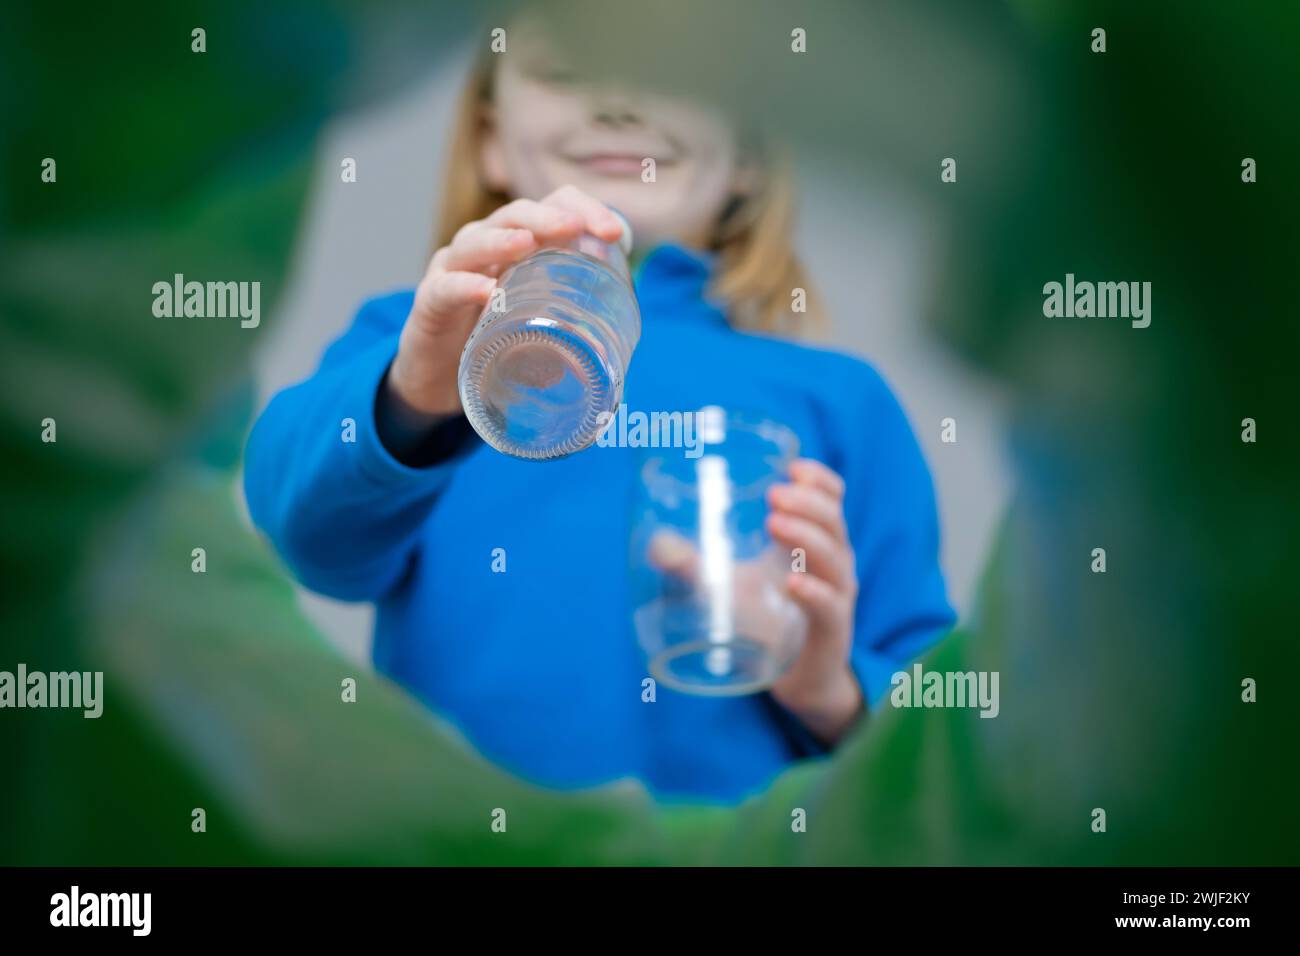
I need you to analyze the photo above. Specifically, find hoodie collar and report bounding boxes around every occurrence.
[632,242,728,325]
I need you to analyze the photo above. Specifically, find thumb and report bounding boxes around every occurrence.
[646,530,700,582]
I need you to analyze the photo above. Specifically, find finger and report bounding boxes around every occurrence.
[542,184,625,242]
[483,198,586,240]
[646,529,700,582]
[442,226,538,272]
[785,571,851,638]
[788,459,846,501]
[419,270,497,315]
[766,512,856,590]
[767,482,848,543]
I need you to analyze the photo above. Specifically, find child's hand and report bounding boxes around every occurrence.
[388,185,625,416]
[643,458,865,744]
[765,459,865,744]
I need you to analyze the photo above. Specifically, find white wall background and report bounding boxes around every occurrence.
[249,56,1011,664]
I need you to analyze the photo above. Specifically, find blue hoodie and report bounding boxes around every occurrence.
[244,243,954,803]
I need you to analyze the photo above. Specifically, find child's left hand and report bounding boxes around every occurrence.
[765,459,864,744]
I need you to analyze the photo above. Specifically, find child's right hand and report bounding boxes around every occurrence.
[387,185,626,417]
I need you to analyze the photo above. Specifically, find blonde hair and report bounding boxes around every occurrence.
[434,56,825,338]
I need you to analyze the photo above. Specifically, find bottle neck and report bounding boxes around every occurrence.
[567,233,631,282]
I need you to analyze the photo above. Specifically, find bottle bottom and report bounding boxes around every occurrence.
[460,320,618,460]
[649,637,791,696]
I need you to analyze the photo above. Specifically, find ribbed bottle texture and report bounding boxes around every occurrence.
[457,214,638,460]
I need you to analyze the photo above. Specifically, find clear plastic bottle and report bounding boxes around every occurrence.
[457,211,638,460]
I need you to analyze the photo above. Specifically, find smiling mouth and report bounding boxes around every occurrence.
[566,154,677,176]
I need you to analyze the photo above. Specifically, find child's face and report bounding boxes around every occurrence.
[481,29,749,249]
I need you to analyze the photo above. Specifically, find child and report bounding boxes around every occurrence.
[245,23,954,803]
